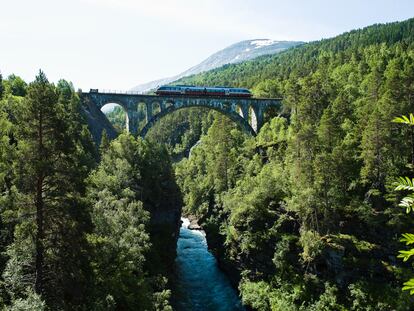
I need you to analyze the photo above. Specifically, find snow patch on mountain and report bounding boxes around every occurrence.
[251,39,280,48]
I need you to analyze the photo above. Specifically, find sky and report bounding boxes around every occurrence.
[0,0,413,91]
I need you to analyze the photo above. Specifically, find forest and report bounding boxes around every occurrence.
[0,72,180,310]
[155,18,414,310]
[1,17,414,311]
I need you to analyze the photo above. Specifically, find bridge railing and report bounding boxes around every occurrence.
[99,89,143,95]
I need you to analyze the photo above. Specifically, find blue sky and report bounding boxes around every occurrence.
[0,0,413,90]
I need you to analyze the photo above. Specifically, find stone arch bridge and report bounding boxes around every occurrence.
[81,91,282,142]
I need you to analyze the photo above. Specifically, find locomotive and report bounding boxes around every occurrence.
[155,85,252,98]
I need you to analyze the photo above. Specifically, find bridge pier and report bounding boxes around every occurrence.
[127,110,139,136]
[241,104,249,120]
[159,101,166,112]
[255,106,265,132]
[146,102,153,123]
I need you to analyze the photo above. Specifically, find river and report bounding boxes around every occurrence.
[172,218,245,311]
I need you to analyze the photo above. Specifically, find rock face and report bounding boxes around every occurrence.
[141,164,183,277]
[81,96,118,145]
[146,180,182,275]
[130,39,304,93]
[187,215,202,230]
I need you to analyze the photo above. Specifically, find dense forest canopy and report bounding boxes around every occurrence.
[0,72,179,310]
[169,18,414,310]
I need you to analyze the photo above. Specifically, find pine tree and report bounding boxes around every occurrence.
[3,71,93,308]
[99,129,110,155]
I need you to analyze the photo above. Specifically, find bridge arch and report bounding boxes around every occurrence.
[249,105,259,133]
[136,101,147,125]
[164,100,174,109]
[151,101,162,115]
[140,104,255,137]
[235,103,245,118]
[100,102,129,132]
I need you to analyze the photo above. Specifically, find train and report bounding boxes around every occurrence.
[155,85,252,98]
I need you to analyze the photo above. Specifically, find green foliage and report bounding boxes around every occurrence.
[0,71,176,310]
[8,288,45,311]
[87,133,176,310]
[299,230,324,264]
[4,74,27,97]
[239,280,271,311]
[305,283,345,311]
[393,113,414,126]
[146,107,213,158]
[394,114,414,295]
[174,18,414,311]
[105,105,127,131]
[87,189,151,308]
[99,129,110,155]
[346,282,405,311]
[152,288,173,311]
[0,71,96,309]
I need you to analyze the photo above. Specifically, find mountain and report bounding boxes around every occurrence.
[176,18,414,89]
[130,39,303,93]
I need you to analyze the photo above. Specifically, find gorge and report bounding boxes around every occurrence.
[1,16,414,311]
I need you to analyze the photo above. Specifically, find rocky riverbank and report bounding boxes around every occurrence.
[187,214,203,230]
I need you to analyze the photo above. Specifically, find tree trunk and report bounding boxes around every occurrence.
[35,175,44,295]
[35,110,44,295]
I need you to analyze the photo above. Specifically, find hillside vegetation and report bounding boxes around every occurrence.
[173,18,414,310]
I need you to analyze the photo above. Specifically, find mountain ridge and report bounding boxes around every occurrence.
[130,39,303,93]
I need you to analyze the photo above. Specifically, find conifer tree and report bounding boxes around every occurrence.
[3,71,93,308]
[99,129,110,155]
